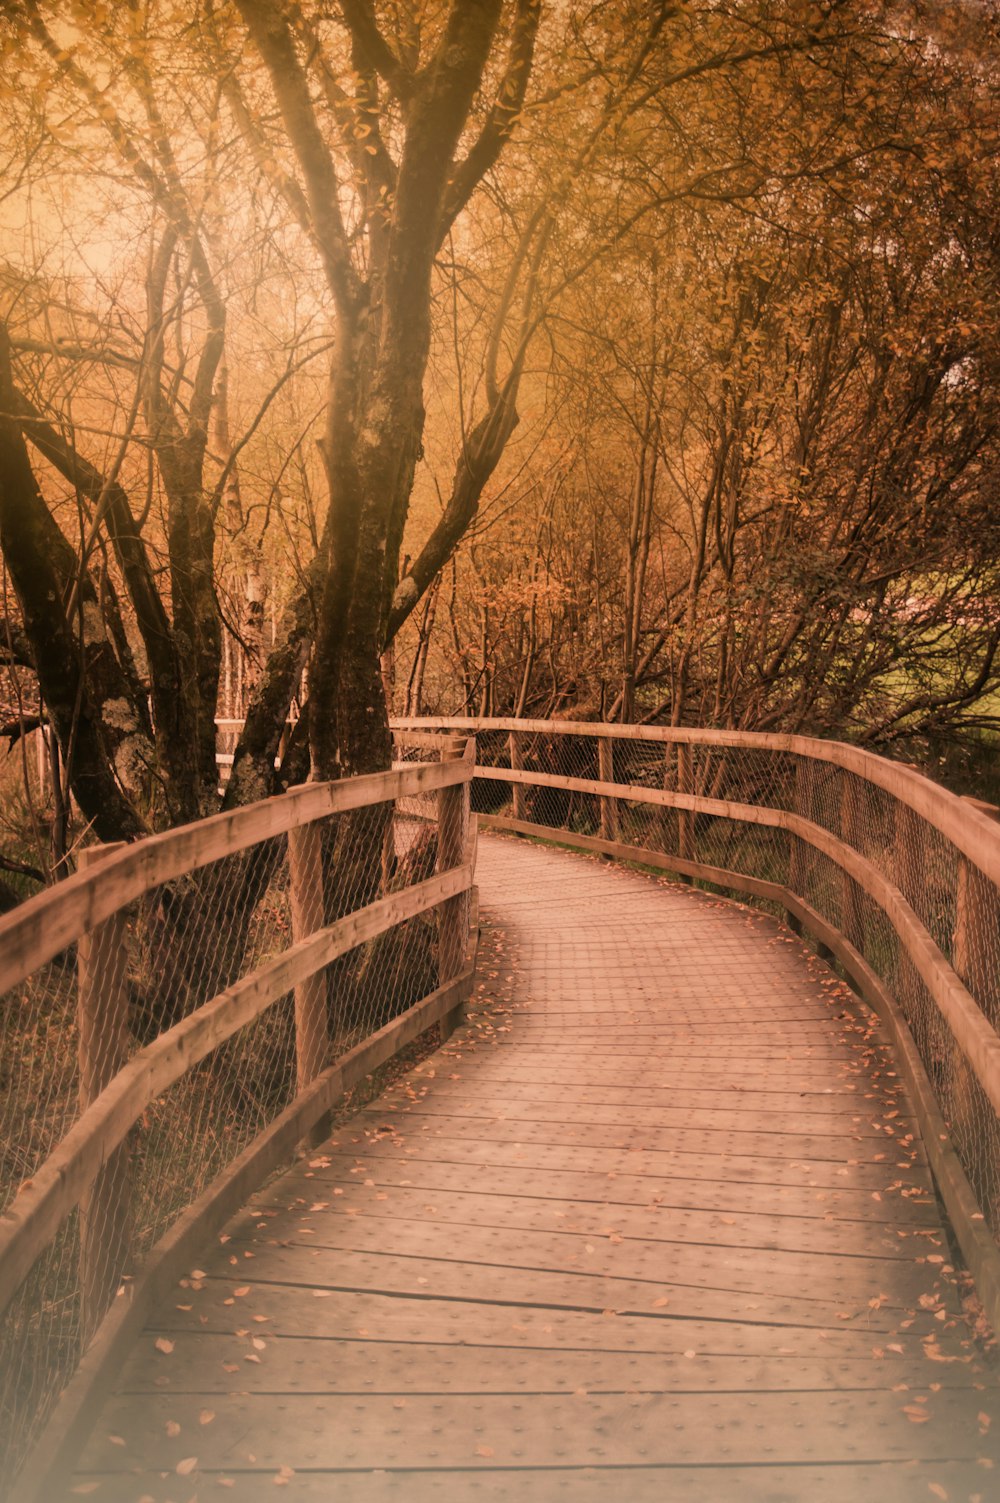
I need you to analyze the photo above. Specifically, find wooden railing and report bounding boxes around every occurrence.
[0,740,478,1502]
[394,717,1000,1340]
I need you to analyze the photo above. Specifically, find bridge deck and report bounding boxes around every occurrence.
[68,834,997,1501]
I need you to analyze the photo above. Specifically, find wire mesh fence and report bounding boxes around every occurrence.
[0,754,474,1486]
[391,717,1000,1288]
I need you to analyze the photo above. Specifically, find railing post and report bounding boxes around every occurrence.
[677,739,694,881]
[597,733,619,843]
[288,819,330,1146]
[77,843,130,1346]
[787,758,816,935]
[891,800,924,1006]
[509,729,527,820]
[839,773,864,951]
[438,734,471,1040]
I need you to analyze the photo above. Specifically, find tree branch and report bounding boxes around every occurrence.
[338,0,414,101]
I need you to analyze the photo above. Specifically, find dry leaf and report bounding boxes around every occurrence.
[154,1337,175,1355]
[234,1286,251,1298]
[166,1420,181,1438]
[927,1485,948,1500]
[176,1457,198,1475]
[107,1435,125,1447]
[199,1410,215,1426]
[475,1445,495,1458]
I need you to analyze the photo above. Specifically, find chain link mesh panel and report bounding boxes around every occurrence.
[0,765,470,1485]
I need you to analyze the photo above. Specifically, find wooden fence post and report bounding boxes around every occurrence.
[597,734,619,843]
[891,800,924,1004]
[840,773,864,952]
[509,730,527,820]
[677,740,694,881]
[786,758,816,935]
[77,843,130,1346]
[288,819,330,1147]
[438,734,471,1041]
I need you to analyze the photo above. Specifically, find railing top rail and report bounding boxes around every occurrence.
[0,758,470,998]
[391,717,1000,890]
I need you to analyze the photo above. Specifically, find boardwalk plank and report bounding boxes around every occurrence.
[349,1109,928,1163]
[114,1333,976,1397]
[148,1286,946,1359]
[208,1213,950,1299]
[308,1136,934,1194]
[76,1388,995,1470]
[242,1183,937,1252]
[55,1465,1000,1503]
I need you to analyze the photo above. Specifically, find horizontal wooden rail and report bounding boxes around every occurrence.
[392,716,1000,890]
[0,758,468,997]
[0,861,472,1322]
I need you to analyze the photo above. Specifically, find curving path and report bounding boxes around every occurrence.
[67,834,997,1501]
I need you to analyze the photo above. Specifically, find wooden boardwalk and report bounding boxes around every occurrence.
[67,835,997,1501]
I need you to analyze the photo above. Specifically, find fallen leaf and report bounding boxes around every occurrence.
[475,1445,495,1458]
[154,1337,174,1355]
[166,1421,181,1438]
[176,1457,198,1475]
[199,1410,215,1426]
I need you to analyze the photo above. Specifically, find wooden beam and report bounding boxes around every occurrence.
[288,820,329,1147]
[76,845,130,1346]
